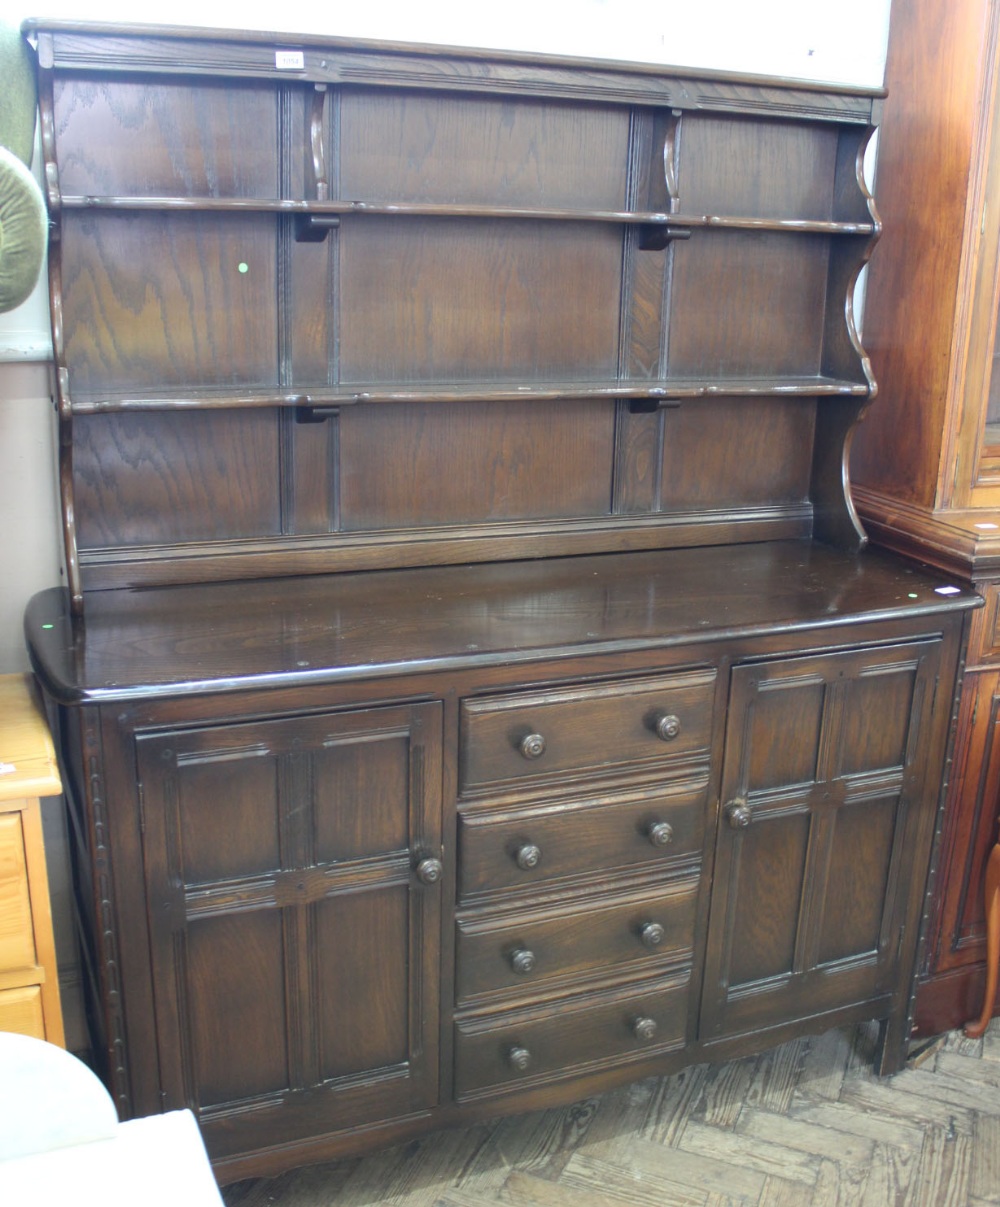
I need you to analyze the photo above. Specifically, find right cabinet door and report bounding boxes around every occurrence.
[701,639,943,1041]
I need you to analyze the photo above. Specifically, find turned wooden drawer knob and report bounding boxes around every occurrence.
[654,713,681,741]
[514,842,542,871]
[415,857,443,885]
[632,1016,657,1042]
[640,921,665,949]
[647,821,674,848]
[507,1045,532,1072]
[509,948,536,975]
[725,799,753,829]
[519,732,547,760]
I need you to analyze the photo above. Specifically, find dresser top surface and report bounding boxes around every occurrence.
[24,541,979,705]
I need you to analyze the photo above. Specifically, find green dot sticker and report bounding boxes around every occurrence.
[238,262,249,274]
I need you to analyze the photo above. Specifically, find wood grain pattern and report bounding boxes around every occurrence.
[667,231,829,377]
[53,77,282,198]
[26,542,977,704]
[851,0,993,509]
[677,114,840,222]
[73,409,281,548]
[62,211,279,397]
[338,400,615,529]
[338,217,622,385]
[338,91,627,211]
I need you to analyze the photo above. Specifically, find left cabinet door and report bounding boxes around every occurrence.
[136,701,443,1162]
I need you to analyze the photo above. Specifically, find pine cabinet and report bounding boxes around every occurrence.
[21,17,978,1182]
[850,0,1000,1034]
[0,674,64,1046]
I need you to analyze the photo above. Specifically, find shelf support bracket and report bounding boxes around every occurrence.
[638,225,690,251]
[294,214,340,243]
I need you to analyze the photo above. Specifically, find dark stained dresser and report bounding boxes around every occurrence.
[21,19,980,1181]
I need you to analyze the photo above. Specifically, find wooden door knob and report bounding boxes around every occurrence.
[509,948,536,974]
[519,733,547,759]
[647,821,674,847]
[654,713,681,741]
[415,857,443,884]
[632,1016,657,1041]
[725,799,753,829]
[507,1045,532,1072]
[514,843,542,870]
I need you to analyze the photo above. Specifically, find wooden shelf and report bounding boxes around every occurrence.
[67,377,872,414]
[58,195,876,236]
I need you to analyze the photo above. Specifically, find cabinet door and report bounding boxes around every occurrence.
[136,701,442,1159]
[701,640,941,1041]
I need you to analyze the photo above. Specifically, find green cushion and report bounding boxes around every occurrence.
[0,146,47,313]
[0,23,37,167]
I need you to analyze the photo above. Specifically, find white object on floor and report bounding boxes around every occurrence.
[0,1031,224,1206]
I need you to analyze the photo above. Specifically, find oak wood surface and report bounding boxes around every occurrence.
[25,541,978,705]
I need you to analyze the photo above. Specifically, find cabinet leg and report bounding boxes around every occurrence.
[964,833,1000,1040]
[876,1013,909,1076]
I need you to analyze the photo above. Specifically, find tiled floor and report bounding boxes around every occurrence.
[221,1019,1000,1205]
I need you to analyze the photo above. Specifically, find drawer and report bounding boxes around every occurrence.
[460,669,717,794]
[458,781,705,899]
[454,974,689,1100]
[0,812,36,974]
[0,985,45,1040]
[455,878,698,1006]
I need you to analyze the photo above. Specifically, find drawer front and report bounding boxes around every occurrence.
[458,782,705,899]
[0,812,36,975]
[460,669,717,794]
[454,975,689,1100]
[0,985,45,1040]
[456,878,698,1005]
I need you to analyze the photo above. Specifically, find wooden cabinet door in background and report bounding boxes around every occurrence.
[847,0,1000,1035]
[135,701,443,1161]
[701,641,943,1057]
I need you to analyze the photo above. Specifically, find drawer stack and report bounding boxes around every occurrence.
[453,668,717,1101]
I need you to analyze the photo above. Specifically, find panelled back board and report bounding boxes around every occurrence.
[31,22,880,607]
